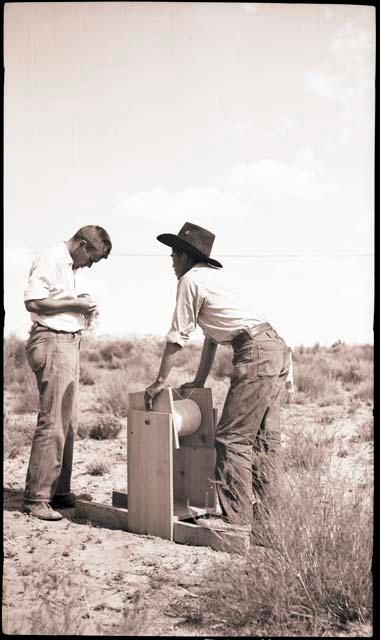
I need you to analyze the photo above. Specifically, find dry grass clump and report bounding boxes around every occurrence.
[4,336,39,414]
[212,345,234,379]
[4,415,35,458]
[77,414,123,440]
[283,428,334,471]
[95,368,131,417]
[179,472,372,636]
[293,343,373,405]
[3,565,89,635]
[3,334,28,386]
[79,362,96,385]
[86,459,110,476]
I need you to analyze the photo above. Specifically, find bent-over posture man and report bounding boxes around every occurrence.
[23,225,112,520]
[144,222,291,531]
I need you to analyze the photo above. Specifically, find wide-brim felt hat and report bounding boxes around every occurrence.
[157,222,223,268]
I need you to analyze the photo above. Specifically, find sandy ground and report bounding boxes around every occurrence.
[3,390,373,636]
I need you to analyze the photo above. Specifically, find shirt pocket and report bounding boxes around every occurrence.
[256,341,286,377]
[26,342,47,373]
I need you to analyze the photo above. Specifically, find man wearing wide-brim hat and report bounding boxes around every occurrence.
[144,222,292,531]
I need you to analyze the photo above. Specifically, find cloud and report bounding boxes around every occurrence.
[227,122,254,134]
[238,3,258,14]
[4,246,33,271]
[229,159,335,200]
[121,186,249,221]
[267,116,298,139]
[330,21,374,72]
[324,7,334,21]
[304,69,372,101]
[120,154,335,227]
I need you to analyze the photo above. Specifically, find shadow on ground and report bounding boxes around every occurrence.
[3,487,25,512]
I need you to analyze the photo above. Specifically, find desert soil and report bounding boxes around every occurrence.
[3,384,373,636]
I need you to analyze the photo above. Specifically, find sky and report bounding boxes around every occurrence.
[4,2,375,347]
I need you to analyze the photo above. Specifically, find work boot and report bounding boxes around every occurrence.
[197,516,251,533]
[51,493,76,509]
[23,501,63,521]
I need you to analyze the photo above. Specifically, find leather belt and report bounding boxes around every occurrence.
[231,322,273,351]
[34,322,82,337]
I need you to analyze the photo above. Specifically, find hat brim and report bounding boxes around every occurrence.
[157,234,223,268]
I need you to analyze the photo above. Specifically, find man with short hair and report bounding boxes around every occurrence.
[23,225,112,520]
[144,222,291,531]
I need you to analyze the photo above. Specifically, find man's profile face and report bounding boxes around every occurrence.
[73,241,107,269]
[171,249,188,280]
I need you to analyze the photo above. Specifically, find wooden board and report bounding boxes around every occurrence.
[127,409,173,540]
[173,520,251,555]
[128,388,173,413]
[75,500,129,530]
[128,388,179,448]
[173,500,213,521]
[173,446,217,509]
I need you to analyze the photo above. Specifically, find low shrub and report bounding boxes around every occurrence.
[283,427,334,471]
[77,415,122,440]
[176,473,372,636]
[3,414,35,458]
[86,459,110,476]
[79,363,96,386]
[13,369,39,415]
[3,565,88,634]
[353,378,373,404]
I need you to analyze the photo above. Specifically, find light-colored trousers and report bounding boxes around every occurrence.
[24,324,80,502]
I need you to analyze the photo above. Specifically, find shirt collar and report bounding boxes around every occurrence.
[62,241,73,265]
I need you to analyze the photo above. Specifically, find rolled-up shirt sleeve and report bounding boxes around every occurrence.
[24,253,58,301]
[166,275,204,347]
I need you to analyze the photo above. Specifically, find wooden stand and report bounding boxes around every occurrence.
[75,388,250,554]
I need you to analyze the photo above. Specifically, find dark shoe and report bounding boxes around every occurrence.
[23,501,63,521]
[197,516,251,533]
[51,493,76,509]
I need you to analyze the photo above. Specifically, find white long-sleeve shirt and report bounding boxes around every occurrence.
[167,263,267,347]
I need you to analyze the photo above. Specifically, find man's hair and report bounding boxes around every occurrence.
[73,225,112,257]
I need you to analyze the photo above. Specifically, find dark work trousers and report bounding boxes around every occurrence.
[215,328,290,525]
[24,324,81,503]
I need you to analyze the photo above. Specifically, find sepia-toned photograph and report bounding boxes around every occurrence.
[3,2,374,636]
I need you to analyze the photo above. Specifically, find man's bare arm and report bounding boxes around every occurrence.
[144,341,182,410]
[24,296,97,316]
[181,337,218,388]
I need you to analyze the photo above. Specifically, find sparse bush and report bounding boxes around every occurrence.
[212,346,233,379]
[3,334,28,387]
[99,340,134,364]
[77,414,122,440]
[284,427,333,471]
[318,411,335,425]
[13,367,39,414]
[176,474,372,636]
[4,415,35,458]
[80,363,96,385]
[353,378,373,404]
[349,418,374,444]
[86,459,110,476]
[295,365,328,401]
[96,369,131,416]
[2,564,89,634]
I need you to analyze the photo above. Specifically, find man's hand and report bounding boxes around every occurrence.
[144,382,164,411]
[75,296,98,317]
[180,380,205,389]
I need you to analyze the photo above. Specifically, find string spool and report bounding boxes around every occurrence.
[172,399,202,437]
